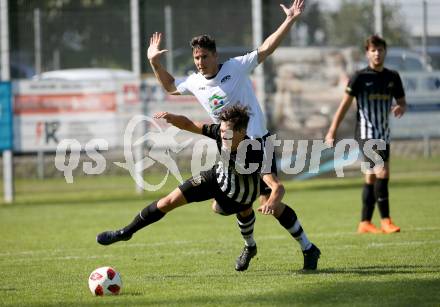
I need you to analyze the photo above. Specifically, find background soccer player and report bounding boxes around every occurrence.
[146,0,320,270]
[97,105,320,271]
[325,35,407,234]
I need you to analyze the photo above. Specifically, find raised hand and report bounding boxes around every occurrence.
[147,32,168,63]
[280,0,305,19]
[154,111,173,121]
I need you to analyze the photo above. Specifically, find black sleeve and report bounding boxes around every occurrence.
[393,72,405,99]
[345,71,361,97]
[245,141,264,173]
[202,124,220,140]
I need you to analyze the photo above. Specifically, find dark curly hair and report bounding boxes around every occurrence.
[190,34,216,53]
[218,105,250,132]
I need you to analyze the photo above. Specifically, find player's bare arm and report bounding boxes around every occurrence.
[154,112,204,134]
[147,32,180,95]
[325,93,354,147]
[257,0,305,63]
[392,97,407,118]
[257,174,285,215]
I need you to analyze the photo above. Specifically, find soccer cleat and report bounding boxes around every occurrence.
[381,218,400,234]
[235,245,257,271]
[96,229,132,245]
[302,244,321,270]
[357,221,382,234]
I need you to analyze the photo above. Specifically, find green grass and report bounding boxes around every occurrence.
[1,157,440,306]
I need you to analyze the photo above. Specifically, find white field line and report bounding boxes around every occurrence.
[1,227,439,260]
[2,239,440,264]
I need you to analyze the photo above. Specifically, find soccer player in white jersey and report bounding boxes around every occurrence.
[325,35,407,234]
[147,0,320,271]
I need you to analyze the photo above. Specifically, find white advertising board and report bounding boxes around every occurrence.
[13,79,141,152]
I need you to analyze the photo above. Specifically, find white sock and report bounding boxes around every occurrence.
[287,220,312,251]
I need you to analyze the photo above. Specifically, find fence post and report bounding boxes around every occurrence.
[423,135,431,158]
[37,151,45,179]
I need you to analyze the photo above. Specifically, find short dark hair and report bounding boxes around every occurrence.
[190,35,216,53]
[365,35,387,51]
[218,105,250,132]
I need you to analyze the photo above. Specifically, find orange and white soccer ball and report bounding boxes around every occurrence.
[88,266,122,296]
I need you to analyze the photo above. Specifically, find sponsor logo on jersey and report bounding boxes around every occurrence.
[368,93,391,100]
[388,82,394,88]
[208,94,227,111]
[190,175,203,186]
[220,75,232,83]
[198,87,206,90]
[365,82,373,87]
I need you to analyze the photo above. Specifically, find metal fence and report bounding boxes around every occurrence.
[2,0,440,185]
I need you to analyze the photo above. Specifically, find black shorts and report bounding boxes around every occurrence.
[358,139,390,168]
[260,132,278,195]
[178,168,253,216]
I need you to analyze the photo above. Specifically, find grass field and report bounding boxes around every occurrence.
[1,157,439,306]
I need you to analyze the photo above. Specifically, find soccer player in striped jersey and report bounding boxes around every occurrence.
[97,105,320,271]
[325,35,407,234]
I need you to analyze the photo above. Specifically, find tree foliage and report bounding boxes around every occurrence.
[324,0,410,48]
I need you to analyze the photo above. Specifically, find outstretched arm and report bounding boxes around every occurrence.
[148,32,180,95]
[257,0,305,63]
[154,112,203,134]
[325,93,354,147]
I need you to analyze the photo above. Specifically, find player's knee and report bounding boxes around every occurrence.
[365,173,376,184]
[376,167,389,179]
[157,194,180,212]
[238,206,254,218]
[212,201,229,216]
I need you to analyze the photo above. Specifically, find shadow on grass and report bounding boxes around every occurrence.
[319,264,440,275]
[23,278,440,307]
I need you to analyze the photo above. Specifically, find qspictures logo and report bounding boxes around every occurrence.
[55,115,386,191]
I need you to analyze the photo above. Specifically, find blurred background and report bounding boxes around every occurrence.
[1,0,440,202]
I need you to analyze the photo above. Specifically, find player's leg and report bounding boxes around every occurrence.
[97,172,215,246]
[235,206,257,271]
[96,188,187,245]
[211,196,258,271]
[375,160,400,233]
[259,186,321,270]
[358,139,382,233]
[358,172,382,233]
[260,135,320,270]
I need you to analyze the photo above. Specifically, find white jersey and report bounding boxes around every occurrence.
[176,50,268,138]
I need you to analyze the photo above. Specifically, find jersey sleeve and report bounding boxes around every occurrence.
[393,72,405,99]
[230,50,259,74]
[345,71,361,97]
[202,123,220,140]
[175,76,192,95]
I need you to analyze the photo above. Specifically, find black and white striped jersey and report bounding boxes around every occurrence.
[346,66,405,143]
[202,124,264,205]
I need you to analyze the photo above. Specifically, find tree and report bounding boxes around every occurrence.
[10,0,131,73]
[325,0,410,47]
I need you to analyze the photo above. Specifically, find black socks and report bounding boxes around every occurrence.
[375,178,390,219]
[362,183,375,221]
[123,201,166,235]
